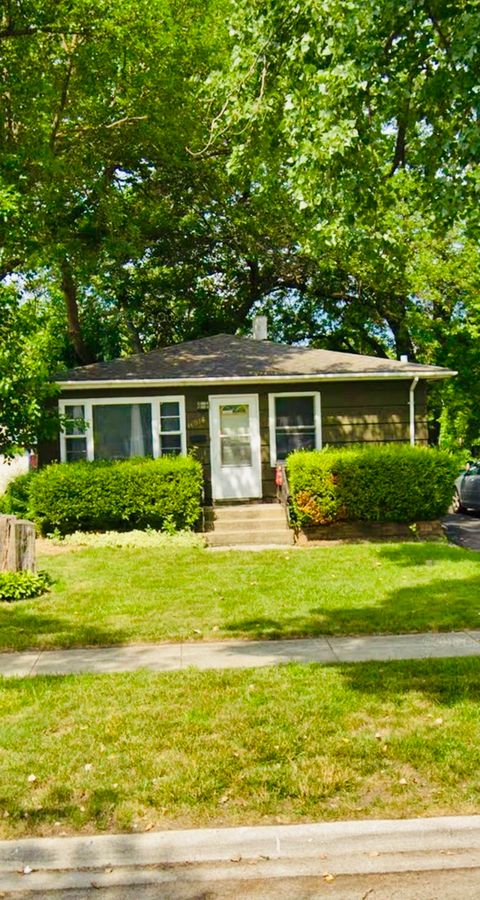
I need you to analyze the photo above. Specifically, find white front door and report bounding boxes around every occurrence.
[209,395,262,500]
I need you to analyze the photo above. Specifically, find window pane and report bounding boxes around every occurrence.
[275,429,316,461]
[93,404,152,460]
[160,433,182,455]
[160,401,180,418]
[220,404,252,466]
[220,404,249,435]
[221,437,252,466]
[66,438,87,461]
[64,405,85,436]
[160,416,180,433]
[275,396,314,428]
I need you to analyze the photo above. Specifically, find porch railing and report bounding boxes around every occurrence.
[276,463,292,527]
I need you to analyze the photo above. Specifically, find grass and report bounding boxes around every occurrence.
[0,536,479,650]
[1,658,480,838]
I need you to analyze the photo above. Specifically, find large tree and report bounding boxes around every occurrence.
[194,0,480,446]
[2,0,480,453]
[0,0,228,361]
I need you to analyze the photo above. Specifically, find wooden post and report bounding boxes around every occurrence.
[0,515,36,572]
[13,520,36,572]
[0,515,16,571]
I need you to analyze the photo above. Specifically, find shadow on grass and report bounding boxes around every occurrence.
[377,542,480,566]
[0,605,128,651]
[0,787,121,831]
[337,655,480,707]
[224,564,480,639]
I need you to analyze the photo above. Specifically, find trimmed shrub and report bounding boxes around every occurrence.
[287,445,460,526]
[1,471,37,518]
[29,456,203,535]
[0,571,51,602]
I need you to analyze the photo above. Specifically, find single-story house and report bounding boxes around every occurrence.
[40,322,455,502]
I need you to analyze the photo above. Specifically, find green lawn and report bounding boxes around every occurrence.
[0,536,479,650]
[1,659,480,838]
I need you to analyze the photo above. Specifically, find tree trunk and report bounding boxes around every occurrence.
[383,299,416,360]
[0,516,36,572]
[60,260,96,364]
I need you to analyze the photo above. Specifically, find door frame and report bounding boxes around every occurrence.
[209,393,262,501]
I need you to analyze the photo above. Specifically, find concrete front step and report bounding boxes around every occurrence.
[207,529,294,547]
[212,517,289,533]
[204,502,293,547]
[207,503,285,522]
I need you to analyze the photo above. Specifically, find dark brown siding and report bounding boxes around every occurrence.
[322,380,428,446]
[37,438,60,467]
[43,379,429,499]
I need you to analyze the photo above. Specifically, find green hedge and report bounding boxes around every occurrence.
[0,472,37,518]
[286,445,460,526]
[29,457,203,535]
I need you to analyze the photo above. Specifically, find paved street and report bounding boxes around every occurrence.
[443,511,480,551]
[2,816,480,898]
[7,868,480,899]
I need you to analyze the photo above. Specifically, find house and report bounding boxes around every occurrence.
[40,321,455,502]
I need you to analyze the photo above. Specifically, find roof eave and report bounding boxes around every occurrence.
[55,370,457,390]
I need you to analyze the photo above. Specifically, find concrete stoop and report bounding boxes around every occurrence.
[205,502,294,548]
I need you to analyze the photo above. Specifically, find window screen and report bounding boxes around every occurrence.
[93,404,153,460]
[274,395,316,460]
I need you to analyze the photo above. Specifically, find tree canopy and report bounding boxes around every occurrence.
[1,0,480,454]
[201,0,480,447]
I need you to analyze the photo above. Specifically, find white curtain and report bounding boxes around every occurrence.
[130,404,145,457]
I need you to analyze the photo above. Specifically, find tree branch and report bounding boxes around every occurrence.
[50,49,76,152]
[59,260,96,365]
[389,96,411,176]
[425,3,451,55]
[0,25,92,40]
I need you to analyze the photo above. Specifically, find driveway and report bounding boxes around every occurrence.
[443,512,480,551]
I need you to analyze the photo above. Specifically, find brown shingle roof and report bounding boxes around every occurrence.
[55,334,455,384]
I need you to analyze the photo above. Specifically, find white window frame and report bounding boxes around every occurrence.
[59,396,187,462]
[60,402,90,463]
[268,391,322,466]
[158,398,186,457]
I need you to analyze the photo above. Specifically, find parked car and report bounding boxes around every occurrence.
[452,462,480,513]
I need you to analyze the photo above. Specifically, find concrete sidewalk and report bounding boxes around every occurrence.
[2,815,480,894]
[2,630,480,677]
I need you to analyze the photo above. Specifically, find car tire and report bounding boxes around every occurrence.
[451,489,467,514]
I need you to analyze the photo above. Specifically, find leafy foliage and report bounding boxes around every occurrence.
[202,0,480,448]
[287,446,460,526]
[0,288,63,455]
[29,457,203,535]
[0,571,51,602]
[1,0,480,453]
[52,529,204,549]
[0,0,230,358]
[0,472,37,518]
